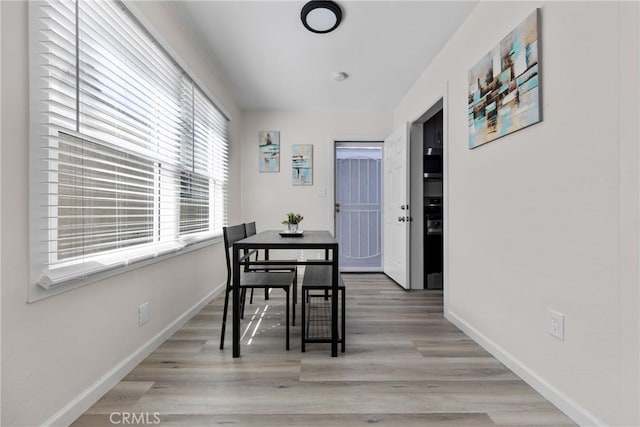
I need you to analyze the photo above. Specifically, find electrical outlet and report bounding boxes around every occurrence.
[547,309,564,340]
[139,302,149,326]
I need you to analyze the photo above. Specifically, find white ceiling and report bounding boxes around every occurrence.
[171,1,477,111]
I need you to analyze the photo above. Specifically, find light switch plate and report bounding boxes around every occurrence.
[139,302,149,326]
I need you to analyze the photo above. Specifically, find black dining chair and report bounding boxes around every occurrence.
[244,222,298,317]
[220,224,295,351]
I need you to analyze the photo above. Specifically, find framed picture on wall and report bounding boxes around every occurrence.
[292,144,312,185]
[259,131,280,172]
[468,9,541,149]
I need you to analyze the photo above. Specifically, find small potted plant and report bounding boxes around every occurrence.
[282,212,303,233]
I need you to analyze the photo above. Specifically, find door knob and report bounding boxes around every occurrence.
[398,216,405,222]
[335,203,341,213]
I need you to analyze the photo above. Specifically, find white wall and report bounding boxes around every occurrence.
[0,2,242,426]
[394,2,639,425]
[0,2,3,422]
[240,110,392,233]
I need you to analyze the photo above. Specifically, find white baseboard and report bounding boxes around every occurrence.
[43,281,226,427]
[445,309,604,427]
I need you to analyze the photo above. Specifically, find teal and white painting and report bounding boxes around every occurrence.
[292,145,312,185]
[259,131,280,172]
[468,10,541,149]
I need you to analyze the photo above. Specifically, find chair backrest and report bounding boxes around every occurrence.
[223,224,247,277]
[243,222,259,267]
[245,221,257,237]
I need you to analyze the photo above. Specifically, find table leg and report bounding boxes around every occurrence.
[233,245,241,358]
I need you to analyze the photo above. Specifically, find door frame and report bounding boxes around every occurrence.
[334,141,384,272]
[326,135,387,270]
[408,83,449,308]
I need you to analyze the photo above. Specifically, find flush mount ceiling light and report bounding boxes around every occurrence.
[301,1,342,34]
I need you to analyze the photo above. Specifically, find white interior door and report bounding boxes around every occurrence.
[383,123,410,288]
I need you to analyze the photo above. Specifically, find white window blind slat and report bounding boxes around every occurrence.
[29,0,229,296]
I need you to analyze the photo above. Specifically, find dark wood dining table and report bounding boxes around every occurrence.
[232,230,339,357]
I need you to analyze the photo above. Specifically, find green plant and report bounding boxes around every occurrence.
[281,212,303,225]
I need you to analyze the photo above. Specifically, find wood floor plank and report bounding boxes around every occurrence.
[82,381,155,413]
[73,412,497,427]
[72,273,575,426]
[299,357,519,382]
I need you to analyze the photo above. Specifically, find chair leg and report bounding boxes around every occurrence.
[265,288,269,300]
[240,288,247,319]
[250,288,254,304]
[341,288,346,353]
[285,288,290,351]
[293,268,298,304]
[301,288,306,352]
[292,283,296,327]
[220,288,230,350]
[292,269,298,324]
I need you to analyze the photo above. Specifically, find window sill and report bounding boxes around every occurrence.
[28,234,223,303]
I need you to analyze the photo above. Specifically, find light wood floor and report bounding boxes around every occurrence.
[73,274,574,426]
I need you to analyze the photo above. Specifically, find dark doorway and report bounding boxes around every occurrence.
[423,110,443,290]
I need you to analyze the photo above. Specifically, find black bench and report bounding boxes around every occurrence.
[301,265,345,353]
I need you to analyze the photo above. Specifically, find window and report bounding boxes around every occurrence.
[56,134,156,260]
[29,0,229,296]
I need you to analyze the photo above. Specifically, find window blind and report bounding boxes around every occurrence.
[29,0,229,292]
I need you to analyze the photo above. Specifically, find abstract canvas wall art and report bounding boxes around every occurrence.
[468,10,541,149]
[292,145,312,185]
[259,131,280,172]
